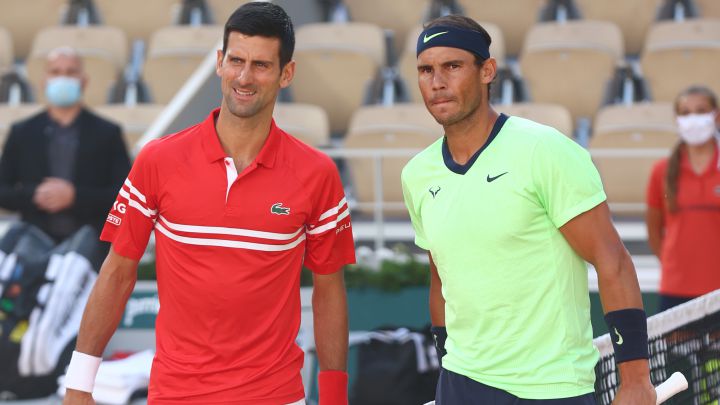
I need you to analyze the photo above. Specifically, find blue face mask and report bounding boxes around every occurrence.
[45,76,82,107]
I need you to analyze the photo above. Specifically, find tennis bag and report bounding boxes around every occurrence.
[0,224,98,400]
[350,326,440,405]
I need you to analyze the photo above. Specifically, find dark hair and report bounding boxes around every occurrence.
[424,15,493,97]
[223,2,295,68]
[665,85,718,211]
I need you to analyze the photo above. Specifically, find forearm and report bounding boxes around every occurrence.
[312,274,348,371]
[596,249,644,313]
[75,256,138,356]
[429,267,445,326]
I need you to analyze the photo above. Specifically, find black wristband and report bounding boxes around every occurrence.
[604,308,649,363]
[431,326,447,367]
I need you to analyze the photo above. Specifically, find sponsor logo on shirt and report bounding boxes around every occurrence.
[106,213,122,226]
[271,202,290,215]
[486,172,508,183]
[429,186,441,199]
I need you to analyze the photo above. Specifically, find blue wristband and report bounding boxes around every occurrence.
[604,308,649,363]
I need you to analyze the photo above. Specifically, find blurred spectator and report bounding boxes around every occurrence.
[646,85,720,312]
[0,47,130,243]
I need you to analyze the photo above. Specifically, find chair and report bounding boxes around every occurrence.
[0,27,13,74]
[343,104,443,218]
[398,22,506,104]
[0,103,44,149]
[589,102,677,215]
[495,102,573,137]
[0,0,67,60]
[25,26,129,106]
[94,0,180,43]
[292,22,386,134]
[519,20,624,122]
[205,0,254,25]
[93,104,165,151]
[143,25,222,104]
[273,103,330,147]
[694,0,720,18]
[457,0,547,56]
[640,19,720,102]
[573,0,663,55]
[343,0,431,55]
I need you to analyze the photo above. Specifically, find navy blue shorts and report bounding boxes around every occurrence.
[436,368,596,405]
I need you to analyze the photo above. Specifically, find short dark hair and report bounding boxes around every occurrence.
[424,15,492,66]
[223,2,295,68]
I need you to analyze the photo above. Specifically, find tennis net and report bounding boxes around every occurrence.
[594,289,720,404]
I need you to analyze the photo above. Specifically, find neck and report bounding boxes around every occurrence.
[48,104,82,127]
[685,137,717,174]
[215,102,273,172]
[444,106,499,165]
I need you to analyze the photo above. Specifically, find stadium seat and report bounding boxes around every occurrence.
[640,19,720,102]
[0,0,67,60]
[0,27,13,74]
[398,22,506,104]
[143,25,222,104]
[0,103,44,149]
[272,103,330,147]
[94,0,180,43]
[573,0,663,55]
[25,26,129,106]
[589,102,677,215]
[93,103,165,151]
[292,22,386,134]
[457,0,547,57]
[343,103,442,218]
[343,0,431,55]
[694,0,720,18]
[495,102,574,137]
[519,20,624,122]
[204,0,253,24]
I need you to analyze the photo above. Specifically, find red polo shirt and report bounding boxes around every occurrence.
[646,142,720,297]
[101,108,356,404]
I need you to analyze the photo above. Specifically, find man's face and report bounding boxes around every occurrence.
[44,53,85,87]
[417,46,495,127]
[216,32,294,119]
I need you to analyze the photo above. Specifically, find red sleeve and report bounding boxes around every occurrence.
[100,142,159,261]
[303,159,356,274]
[646,159,666,210]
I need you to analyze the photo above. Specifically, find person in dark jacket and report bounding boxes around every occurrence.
[0,46,130,243]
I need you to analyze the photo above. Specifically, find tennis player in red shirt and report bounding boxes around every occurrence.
[62,3,355,404]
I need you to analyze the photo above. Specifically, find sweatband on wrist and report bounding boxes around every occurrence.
[430,325,447,366]
[64,351,102,393]
[318,370,348,405]
[417,25,491,59]
[604,309,649,363]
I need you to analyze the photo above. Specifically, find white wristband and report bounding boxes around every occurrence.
[64,351,102,393]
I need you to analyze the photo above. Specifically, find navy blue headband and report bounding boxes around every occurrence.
[416,25,491,60]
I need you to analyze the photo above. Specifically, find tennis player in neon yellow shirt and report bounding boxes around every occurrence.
[402,15,655,405]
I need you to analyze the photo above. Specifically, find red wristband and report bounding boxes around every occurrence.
[318,370,348,405]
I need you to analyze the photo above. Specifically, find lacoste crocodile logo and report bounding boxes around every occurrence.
[271,203,290,215]
[429,186,441,199]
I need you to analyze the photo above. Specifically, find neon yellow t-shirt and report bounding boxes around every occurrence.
[401,115,605,399]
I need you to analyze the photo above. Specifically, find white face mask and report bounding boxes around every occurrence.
[676,112,718,145]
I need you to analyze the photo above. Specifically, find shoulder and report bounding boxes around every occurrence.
[81,108,122,134]
[503,115,572,147]
[8,110,49,134]
[650,157,669,176]
[402,136,443,183]
[278,127,337,175]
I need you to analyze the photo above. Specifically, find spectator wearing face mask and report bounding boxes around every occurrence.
[0,46,131,244]
[646,85,720,312]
